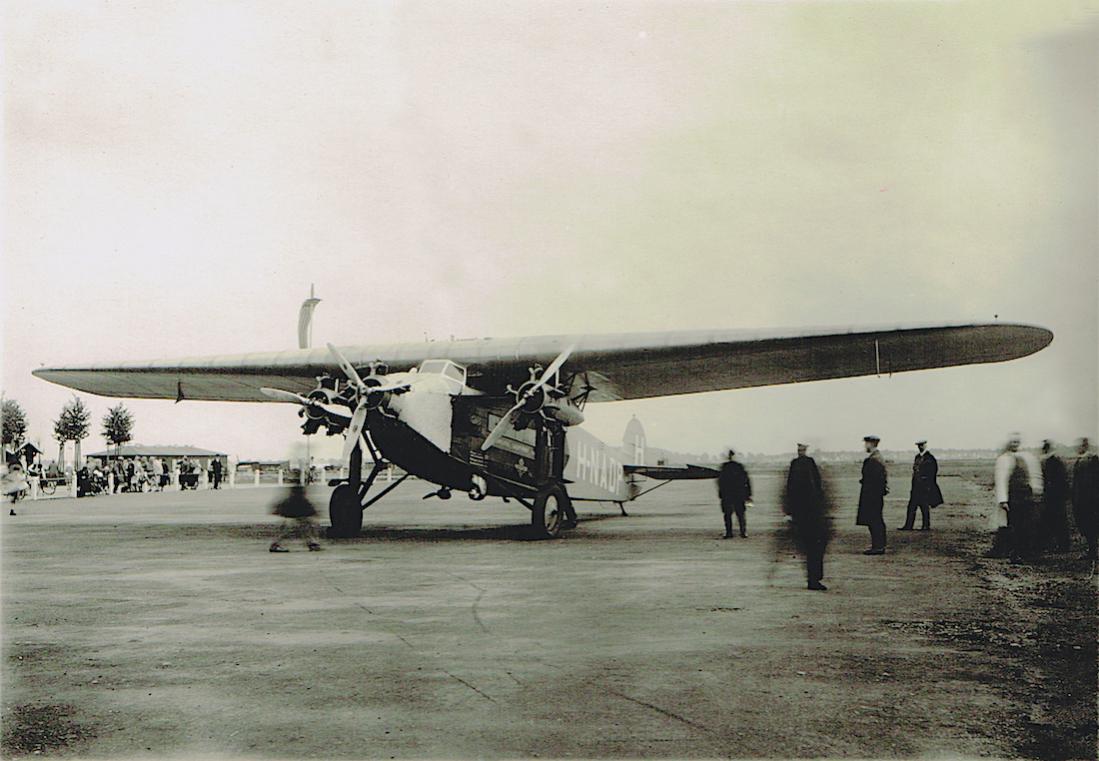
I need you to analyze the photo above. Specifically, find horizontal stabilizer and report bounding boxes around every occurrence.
[624,464,719,480]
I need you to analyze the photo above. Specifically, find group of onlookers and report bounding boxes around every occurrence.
[717,434,1099,592]
[75,456,216,496]
[991,435,1099,564]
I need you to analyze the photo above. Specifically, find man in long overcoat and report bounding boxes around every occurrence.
[900,439,943,531]
[857,435,888,555]
[1040,440,1071,552]
[783,443,831,590]
[718,450,752,539]
[1072,438,1099,564]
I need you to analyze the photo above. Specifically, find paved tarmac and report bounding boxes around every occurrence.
[2,463,1095,758]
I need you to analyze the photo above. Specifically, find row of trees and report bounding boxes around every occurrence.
[2,397,136,466]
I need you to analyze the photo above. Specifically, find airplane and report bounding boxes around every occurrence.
[32,322,1052,538]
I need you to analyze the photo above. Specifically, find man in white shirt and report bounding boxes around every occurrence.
[990,433,1043,560]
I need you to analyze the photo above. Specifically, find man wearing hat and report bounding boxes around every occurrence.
[1040,439,1071,552]
[900,439,943,531]
[857,435,888,554]
[783,443,831,590]
[717,449,752,539]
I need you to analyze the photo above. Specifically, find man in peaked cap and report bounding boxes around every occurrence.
[857,435,888,555]
[900,439,943,531]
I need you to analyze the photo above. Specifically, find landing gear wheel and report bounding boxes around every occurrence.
[531,485,570,539]
[327,483,363,538]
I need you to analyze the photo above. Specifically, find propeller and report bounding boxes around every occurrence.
[341,406,369,462]
[326,343,412,395]
[481,345,574,452]
[260,387,353,422]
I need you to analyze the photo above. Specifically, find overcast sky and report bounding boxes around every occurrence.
[3,1,1096,462]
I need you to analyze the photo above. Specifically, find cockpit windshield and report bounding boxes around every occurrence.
[418,359,467,385]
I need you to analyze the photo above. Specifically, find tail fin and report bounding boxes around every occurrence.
[622,415,646,465]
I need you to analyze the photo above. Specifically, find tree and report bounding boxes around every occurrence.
[2,398,28,449]
[54,396,92,469]
[101,404,134,459]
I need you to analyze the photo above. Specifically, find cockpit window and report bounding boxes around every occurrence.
[418,359,467,386]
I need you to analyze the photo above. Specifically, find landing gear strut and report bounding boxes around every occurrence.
[327,436,409,538]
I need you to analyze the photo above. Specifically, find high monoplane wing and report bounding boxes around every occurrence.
[32,322,1052,403]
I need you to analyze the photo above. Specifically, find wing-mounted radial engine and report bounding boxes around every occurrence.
[260,346,411,441]
[481,346,585,452]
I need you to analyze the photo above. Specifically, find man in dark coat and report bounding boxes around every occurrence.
[783,443,831,590]
[210,458,223,490]
[718,449,752,539]
[900,439,943,531]
[857,435,888,555]
[1040,440,1071,552]
[1072,438,1099,564]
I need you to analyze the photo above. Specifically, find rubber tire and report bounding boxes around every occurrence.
[531,485,569,540]
[328,483,364,538]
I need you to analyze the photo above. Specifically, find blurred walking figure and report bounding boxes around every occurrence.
[270,485,322,552]
[899,439,943,531]
[990,434,1042,561]
[783,443,831,591]
[1040,440,1071,552]
[857,436,888,555]
[1071,438,1099,566]
[717,449,752,538]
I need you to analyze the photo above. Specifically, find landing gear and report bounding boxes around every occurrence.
[531,484,572,539]
[328,483,363,538]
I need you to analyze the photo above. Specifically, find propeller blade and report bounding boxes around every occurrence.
[480,401,524,452]
[260,387,311,405]
[365,379,412,394]
[326,342,366,390]
[341,401,370,462]
[536,345,575,388]
[260,387,353,422]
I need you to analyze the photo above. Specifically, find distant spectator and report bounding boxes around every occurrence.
[990,433,1043,561]
[1072,437,1099,565]
[211,458,223,490]
[782,443,832,591]
[900,439,943,531]
[857,436,888,555]
[717,449,752,539]
[1040,440,1071,552]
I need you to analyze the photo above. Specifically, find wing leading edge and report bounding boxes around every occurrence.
[31,322,1052,403]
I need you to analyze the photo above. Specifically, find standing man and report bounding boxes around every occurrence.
[900,439,943,531]
[991,433,1043,560]
[784,443,830,591]
[211,457,223,490]
[717,449,752,539]
[857,435,888,555]
[1071,438,1099,565]
[1040,440,1071,552]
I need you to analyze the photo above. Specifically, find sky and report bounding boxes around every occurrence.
[3,0,1097,463]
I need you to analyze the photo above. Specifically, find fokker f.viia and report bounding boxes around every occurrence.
[33,320,1051,538]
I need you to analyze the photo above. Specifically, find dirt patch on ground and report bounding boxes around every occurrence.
[1,702,93,757]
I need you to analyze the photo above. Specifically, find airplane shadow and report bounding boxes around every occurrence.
[332,512,626,543]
